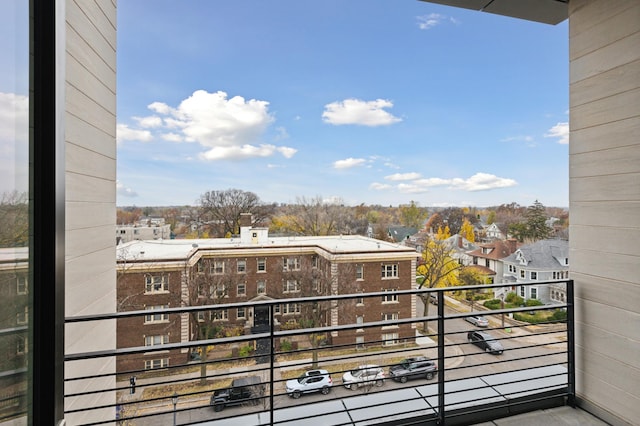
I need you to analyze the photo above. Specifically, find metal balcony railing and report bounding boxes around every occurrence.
[63,280,574,426]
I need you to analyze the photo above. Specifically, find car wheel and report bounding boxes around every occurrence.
[213,403,224,412]
[426,372,434,380]
[375,379,384,387]
[292,390,301,399]
[344,383,352,390]
[485,346,491,353]
[399,376,408,384]
[321,386,330,395]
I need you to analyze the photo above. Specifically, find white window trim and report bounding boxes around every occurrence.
[144,305,169,324]
[145,275,168,294]
[381,264,399,279]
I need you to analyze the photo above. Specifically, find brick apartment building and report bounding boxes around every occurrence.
[116,216,418,373]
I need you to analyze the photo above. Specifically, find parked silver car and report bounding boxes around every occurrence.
[285,369,333,399]
[342,365,385,389]
[465,315,489,327]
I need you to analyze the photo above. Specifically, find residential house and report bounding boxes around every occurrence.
[467,239,519,284]
[502,239,569,304]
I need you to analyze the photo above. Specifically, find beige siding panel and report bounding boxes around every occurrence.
[66,199,115,230]
[66,224,116,261]
[69,0,117,49]
[66,111,116,157]
[66,23,116,93]
[570,145,640,178]
[570,59,640,108]
[570,31,640,84]
[571,270,640,314]
[570,3,639,60]
[67,54,115,114]
[571,87,640,131]
[66,172,115,204]
[66,83,115,138]
[570,173,640,201]
[575,312,639,368]
[571,226,640,257]
[66,4,116,71]
[67,142,115,181]
[569,116,640,155]
[570,201,640,227]
[569,0,636,39]
[575,362,639,426]
[578,348,640,404]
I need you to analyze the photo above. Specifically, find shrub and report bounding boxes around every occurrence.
[505,292,524,306]
[279,339,293,352]
[483,299,501,310]
[551,309,567,321]
[525,299,544,307]
[238,345,253,357]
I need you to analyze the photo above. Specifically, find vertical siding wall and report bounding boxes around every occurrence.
[64,0,117,424]
[569,1,640,424]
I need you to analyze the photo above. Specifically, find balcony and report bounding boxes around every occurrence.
[63,280,586,425]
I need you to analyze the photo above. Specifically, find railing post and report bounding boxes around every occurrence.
[437,290,446,425]
[566,279,576,407]
[269,304,275,425]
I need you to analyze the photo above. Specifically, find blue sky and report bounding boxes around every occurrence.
[115,1,569,208]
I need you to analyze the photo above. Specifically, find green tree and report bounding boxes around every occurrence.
[525,200,552,241]
[399,200,427,228]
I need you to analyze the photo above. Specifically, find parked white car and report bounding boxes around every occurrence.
[285,369,332,399]
[342,365,385,389]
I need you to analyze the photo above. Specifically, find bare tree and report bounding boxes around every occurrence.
[0,191,28,247]
[198,189,270,237]
[270,196,360,236]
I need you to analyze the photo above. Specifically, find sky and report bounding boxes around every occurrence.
[20,0,571,209]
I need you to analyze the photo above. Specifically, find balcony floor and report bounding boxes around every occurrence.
[473,405,610,426]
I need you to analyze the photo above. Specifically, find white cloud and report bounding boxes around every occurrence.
[133,115,163,128]
[322,98,402,126]
[116,124,153,144]
[373,172,517,193]
[116,181,138,197]
[545,122,569,145]
[370,182,392,190]
[0,92,29,193]
[418,13,458,30]
[333,157,368,169]
[124,90,295,161]
[385,172,422,181]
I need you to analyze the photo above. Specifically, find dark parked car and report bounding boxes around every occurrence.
[210,376,265,412]
[389,356,438,383]
[467,331,504,354]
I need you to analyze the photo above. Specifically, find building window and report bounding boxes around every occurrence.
[274,304,280,315]
[282,303,300,315]
[381,312,399,322]
[197,311,206,322]
[283,257,300,271]
[145,359,169,370]
[257,280,266,295]
[381,264,398,278]
[356,264,364,280]
[284,279,299,293]
[214,283,227,298]
[145,275,168,293]
[520,286,525,297]
[356,315,364,331]
[382,289,399,303]
[16,336,27,355]
[237,260,246,273]
[530,287,538,299]
[237,283,246,297]
[520,269,525,279]
[212,260,225,275]
[197,260,204,274]
[145,335,169,347]
[16,275,28,295]
[212,309,228,321]
[356,291,364,306]
[312,255,318,268]
[237,307,246,319]
[16,307,28,325]
[531,271,537,280]
[485,259,490,268]
[382,333,399,346]
[356,336,365,349]
[144,305,169,323]
[257,258,266,272]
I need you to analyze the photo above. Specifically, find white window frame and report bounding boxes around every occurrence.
[16,336,27,355]
[212,309,228,321]
[382,332,399,346]
[531,271,538,280]
[237,260,246,274]
[520,286,525,297]
[356,336,365,349]
[381,264,398,279]
[257,258,266,272]
[237,307,246,319]
[312,255,318,268]
[145,275,168,293]
[530,287,538,299]
[144,305,169,323]
[145,358,169,370]
[520,269,525,279]
[283,257,300,271]
[257,280,266,295]
[356,264,364,280]
[237,282,246,297]
[145,335,169,347]
[382,289,399,303]
[382,312,399,322]
[212,260,225,275]
[356,315,364,332]
[16,275,28,295]
[282,303,301,315]
[284,279,300,293]
[356,290,364,306]
[197,311,206,322]
[16,306,28,325]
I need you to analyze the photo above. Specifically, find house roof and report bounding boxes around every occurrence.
[467,239,519,260]
[387,226,418,243]
[502,239,569,270]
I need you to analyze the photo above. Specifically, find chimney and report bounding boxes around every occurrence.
[240,213,252,227]
[506,238,517,253]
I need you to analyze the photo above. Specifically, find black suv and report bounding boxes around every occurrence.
[467,330,504,355]
[210,376,265,412]
[389,356,438,383]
